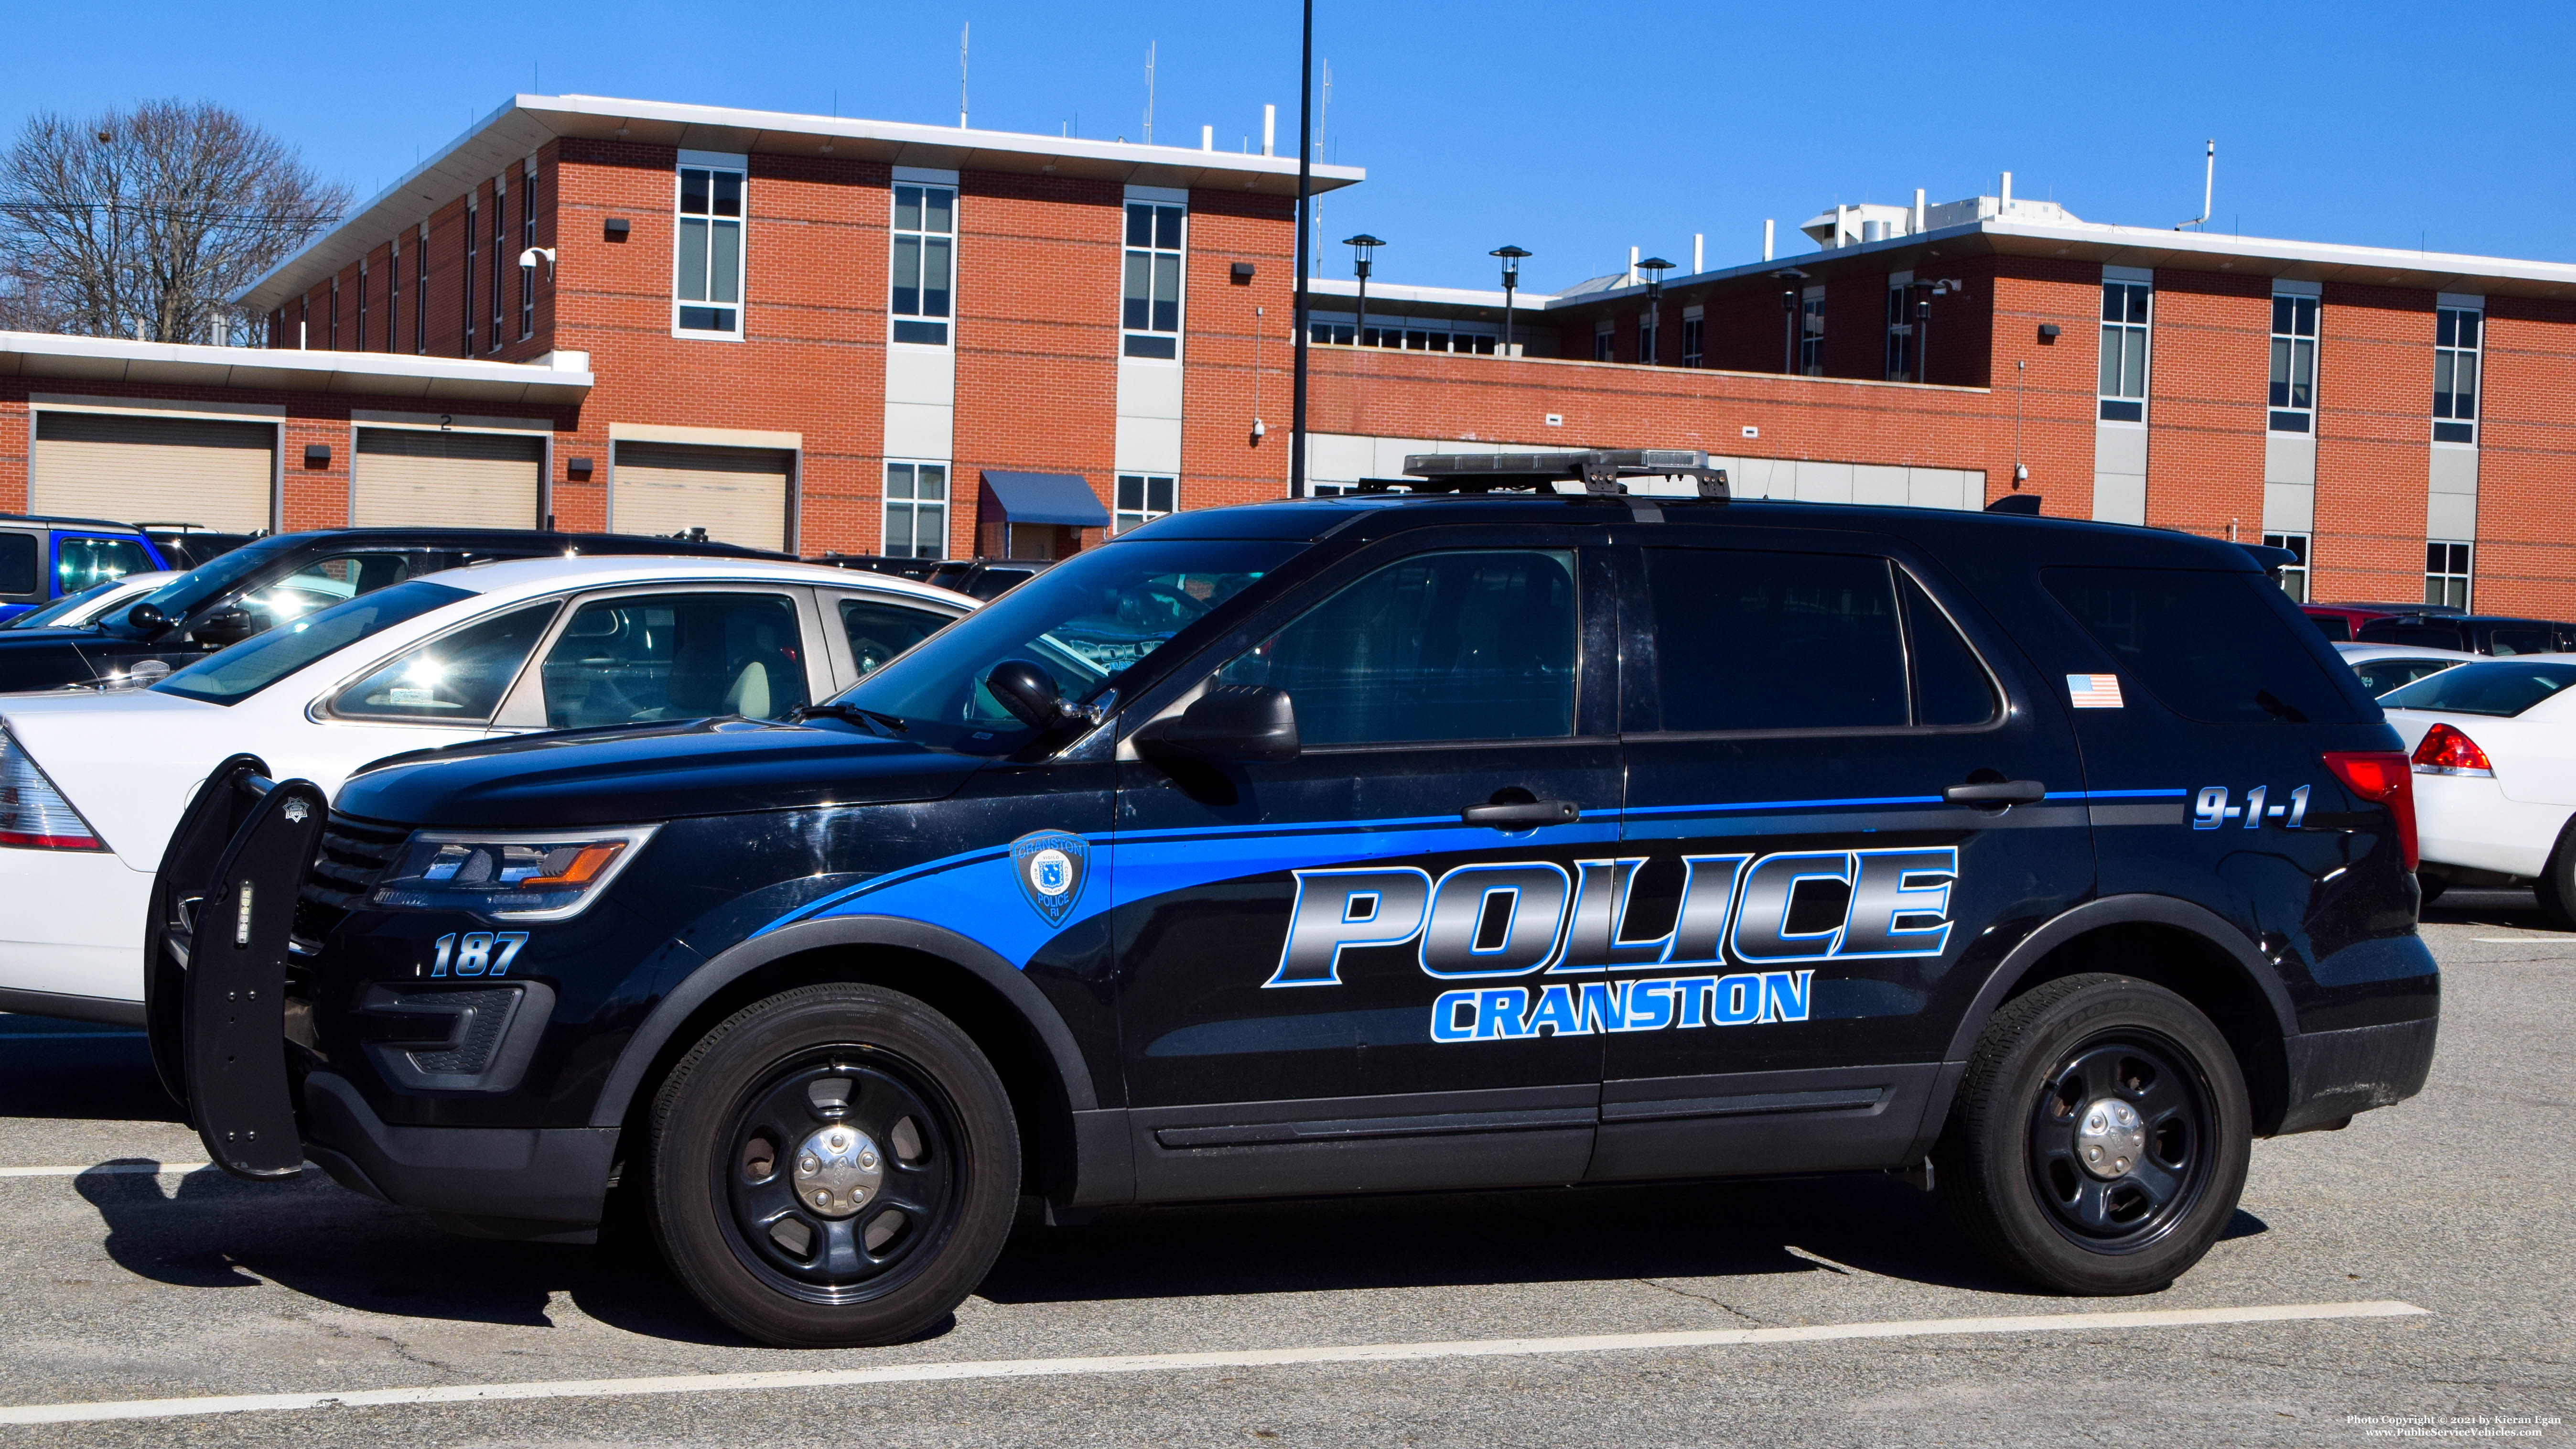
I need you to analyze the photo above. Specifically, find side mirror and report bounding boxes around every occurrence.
[1137,684,1299,765]
[191,604,257,649]
[124,601,169,635]
[984,659,1065,730]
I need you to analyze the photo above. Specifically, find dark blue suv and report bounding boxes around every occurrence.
[159,475,2437,1348]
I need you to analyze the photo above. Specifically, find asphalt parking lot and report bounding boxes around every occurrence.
[0,895,2565,1448]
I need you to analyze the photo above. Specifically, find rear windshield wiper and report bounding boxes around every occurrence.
[787,702,909,735]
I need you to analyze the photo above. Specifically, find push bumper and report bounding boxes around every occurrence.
[302,1071,614,1240]
[2276,1015,2439,1134]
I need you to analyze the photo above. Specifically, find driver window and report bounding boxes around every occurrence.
[330,603,560,723]
[235,554,411,634]
[539,592,809,729]
[1218,549,1577,746]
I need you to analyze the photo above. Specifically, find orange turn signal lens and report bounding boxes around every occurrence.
[524,843,623,888]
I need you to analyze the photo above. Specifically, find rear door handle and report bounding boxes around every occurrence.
[1462,800,1582,829]
[1943,779,2048,806]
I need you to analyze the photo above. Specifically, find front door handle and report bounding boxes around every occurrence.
[1943,779,2048,806]
[1462,799,1581,829]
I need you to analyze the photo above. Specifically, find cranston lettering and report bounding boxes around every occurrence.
[1263,847,1957,988]
[1428,971,1815,1044]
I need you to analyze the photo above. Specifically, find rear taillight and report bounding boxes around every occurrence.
[2411,722,2495,777]
[2324,749,2417,871]
[0,729,104,851]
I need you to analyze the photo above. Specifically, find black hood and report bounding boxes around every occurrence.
[335,717,985,828]
[0,630,166,692]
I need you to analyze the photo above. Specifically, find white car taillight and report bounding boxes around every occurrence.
[0,728,104,851]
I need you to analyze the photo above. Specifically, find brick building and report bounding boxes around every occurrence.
[3,93,2573,614]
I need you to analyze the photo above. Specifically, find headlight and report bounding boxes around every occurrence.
[368,825,657,920]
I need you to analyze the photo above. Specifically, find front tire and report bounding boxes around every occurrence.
[646,983,1019,1347]
[1934,973,2250,1294]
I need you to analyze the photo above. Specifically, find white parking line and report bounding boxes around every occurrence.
[0,1300,2427,1427]
[2470,937,2576,944]
[0,1162,209,1178]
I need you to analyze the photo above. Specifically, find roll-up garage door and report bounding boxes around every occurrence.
[31,411,273,530]
[612,443,791,552]
[353,428,542,529]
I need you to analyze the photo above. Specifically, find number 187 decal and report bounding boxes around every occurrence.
[426,931,530,977]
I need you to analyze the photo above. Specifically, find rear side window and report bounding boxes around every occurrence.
[2382,660,2576,717]
[2350,658,2466,697]
[2485,626,2553,657]
[0,534,33,596]
[330,603,560,723]
[1643,550,1996,732]
[2356,618,2465,651]
[2044,567,2359,724]
[2306,614,2351,642]
[56,536,154,594]
[838,598,949,677]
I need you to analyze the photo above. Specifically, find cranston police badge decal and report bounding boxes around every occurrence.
[1010,830,1090,927]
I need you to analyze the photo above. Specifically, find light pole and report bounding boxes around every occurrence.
[1637,256,1672,365]
[1289,0,1314,497]
[1490,244,1529,355]
[1344,233,1383,347]
[1770,267,1807,374]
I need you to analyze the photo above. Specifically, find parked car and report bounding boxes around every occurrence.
[2354,613,2576,656]
[138,523,263,571]
[0,554,970,1026]
[810,553,943,583]
[0,527,772,694]
[0,571,179,632]
[925,557,1056,599]
[2333,641,2483,697]
[2379,658,2576,913]
[0,514,174,624]
[159,485,2433,1346]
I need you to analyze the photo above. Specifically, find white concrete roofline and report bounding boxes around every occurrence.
[0,331,593,405]
[237,94,1365,314]
[1304,277,1556,310]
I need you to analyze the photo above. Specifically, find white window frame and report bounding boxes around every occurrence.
[2434,294,2481,446]
[2099,267,2152,424]
[2262,531,2310,603]
[1114,473,1175,533]
[1121,193,1187,362]
[672,152,748,341]
[1680,304,1704,368]
[889,177,957,348]
[2268,282,2320,434]
[883,460,950,560]
[2426,540,2472,611]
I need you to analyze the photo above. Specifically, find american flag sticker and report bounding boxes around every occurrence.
[2068,673,2124,708]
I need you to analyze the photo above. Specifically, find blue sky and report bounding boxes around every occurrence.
[6,0,2569,293]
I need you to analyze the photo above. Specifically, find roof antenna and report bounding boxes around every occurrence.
[2177,140,2214,231]
[1143,41,1155,144]
[959,22,969,129]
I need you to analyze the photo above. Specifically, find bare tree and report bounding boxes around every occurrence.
[0,99,349,345]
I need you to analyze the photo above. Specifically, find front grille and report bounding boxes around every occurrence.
[295,811,409,940]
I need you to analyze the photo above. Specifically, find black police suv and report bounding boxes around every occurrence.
[157,478,2436,1348]
[0,527,770,692]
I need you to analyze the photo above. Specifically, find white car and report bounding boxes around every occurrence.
[2333,640,2483,698]
[0,570,181,632]
[2378,658,2576,916]
[0,554,971,1023]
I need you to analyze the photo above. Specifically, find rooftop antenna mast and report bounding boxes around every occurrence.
[1311,58,1331,277]
[1143,41,1155,144]
[2177,140,2214,230]
[959,22,969,128]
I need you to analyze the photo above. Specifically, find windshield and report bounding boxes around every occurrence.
[836,539,1300,754]
[2382,660,2576,718]
[6,577,134,630]
[118,537,298,630]
[152,581,474,707]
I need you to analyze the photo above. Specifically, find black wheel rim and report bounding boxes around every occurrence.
[712,1046,964,1307]
[2025,1028,2215,1253]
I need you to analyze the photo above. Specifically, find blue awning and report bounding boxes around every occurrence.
[980,471,1109,528]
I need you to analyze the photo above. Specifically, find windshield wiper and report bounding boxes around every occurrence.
[788,701,909,735]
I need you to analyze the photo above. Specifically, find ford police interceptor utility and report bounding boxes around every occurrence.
[153,451,2437,1348]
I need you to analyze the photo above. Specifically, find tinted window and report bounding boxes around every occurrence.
[0,534,33,596]
[1219,550,1577,746]
[540,592,808,729]
[2382,660,2576,717]
[233,554,413,635]
[2356,618,2466,651]
[330,603,559,722]
[2351,658,2464,697]
[153,582,475,706]
[2486,626,2553,657]
[56,536,153,594]
[2044,567,2358,724]
[2307,614,2351,641]
[839,598,950,677]
[1904,574,2000,726]
[1647,549,1907,731]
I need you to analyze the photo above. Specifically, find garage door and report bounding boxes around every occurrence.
[612,443,791,552]
[31,411,273,531]
[353,428,542,529]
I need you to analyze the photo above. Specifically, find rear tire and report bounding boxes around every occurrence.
[1934,973,2250,1295]
[646,983,1019,1347]
[2533,823,2576,930]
